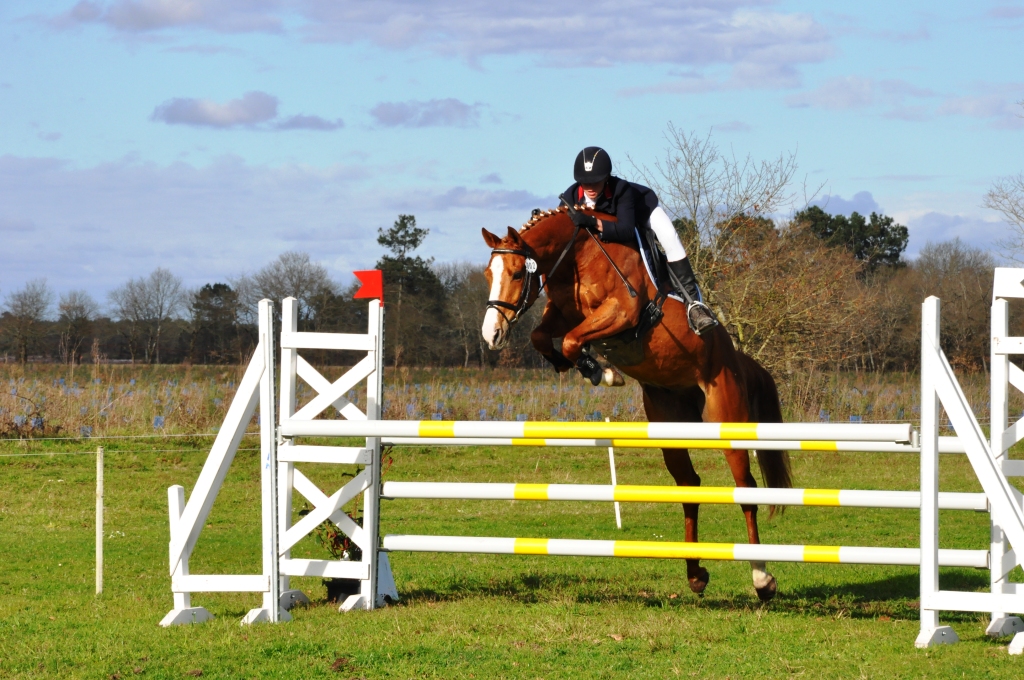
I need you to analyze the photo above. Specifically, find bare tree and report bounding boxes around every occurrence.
[235,251,337,329]
[631,125,802,308]
[146,267,185,362]
[108,268,185,363]
[986,172,1024,261]
[108,277,147,363]
[435,262,490,367]
[911,239,995,369]
[712,217,873,373]
[57,289,99,365]
[2,279,54,363]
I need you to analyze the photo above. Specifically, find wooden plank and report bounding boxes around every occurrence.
[277,446,371,464]
[280,559,370,579]
[172,574,269,593]
[169,347,264,573]
[281,331,375,351]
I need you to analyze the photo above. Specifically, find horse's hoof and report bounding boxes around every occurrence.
[687,567,710,594]
[755,577,777,602]
[602,368,625,386]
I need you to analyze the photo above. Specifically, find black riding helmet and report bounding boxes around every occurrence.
[573,146,612,184]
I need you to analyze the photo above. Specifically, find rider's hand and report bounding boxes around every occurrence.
[569,209,597,230]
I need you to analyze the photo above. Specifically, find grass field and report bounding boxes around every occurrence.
[2,367,1023,678]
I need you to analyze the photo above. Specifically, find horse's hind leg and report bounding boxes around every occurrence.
[723,449,776,601]
[643,385,709,594]
[703,365,778,602]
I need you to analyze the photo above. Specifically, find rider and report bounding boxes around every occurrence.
[562,146,718,335]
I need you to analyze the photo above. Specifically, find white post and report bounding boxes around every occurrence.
[986,298,1024,638]
[916,296,958,647]
[276,298,309,612]
[363,299,384,608]
[95,446,103,595]
[159,485,213,625]
[243,299,287,624]
[605,418,621,529]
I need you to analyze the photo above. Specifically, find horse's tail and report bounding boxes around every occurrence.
[738,353,793,517]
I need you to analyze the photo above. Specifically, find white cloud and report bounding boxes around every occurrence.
[152,91,279,128]
[938,87,1024,129]
[786,76,936,114]
[0,154,551,298]
[51,0,284,34]
[811,191,881,216]
[52,1,833,88]
[150,91,344,131]
[370,99,481,128]
[904,212,1010,258]
[272,114,344,131]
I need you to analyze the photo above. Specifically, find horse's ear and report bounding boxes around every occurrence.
[482,228,502,248]
[506,226,523,245]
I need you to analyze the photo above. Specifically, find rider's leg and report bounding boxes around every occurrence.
[648,207,718,335]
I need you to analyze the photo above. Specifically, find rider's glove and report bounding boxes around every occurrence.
[568,209,597,230]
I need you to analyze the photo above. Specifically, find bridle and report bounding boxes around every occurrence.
[486,222,581,326]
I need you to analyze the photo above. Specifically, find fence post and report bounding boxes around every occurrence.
[916,296,958,647]
[96,446,103,595]
[987,297,1024,637]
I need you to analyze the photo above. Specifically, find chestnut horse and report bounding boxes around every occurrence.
[480,206,792,601]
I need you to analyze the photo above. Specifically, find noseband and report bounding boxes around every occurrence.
[486,248,539,326]
[486,223,581,326]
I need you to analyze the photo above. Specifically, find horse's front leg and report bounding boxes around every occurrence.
[559,297,636,363]
[530,300,574,372]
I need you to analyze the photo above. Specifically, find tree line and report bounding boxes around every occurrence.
[0,210,1001,374]
[2,126,1015,373]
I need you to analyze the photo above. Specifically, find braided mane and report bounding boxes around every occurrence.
[519,205,569,233]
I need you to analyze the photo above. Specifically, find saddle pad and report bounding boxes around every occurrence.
[634,228,685,305]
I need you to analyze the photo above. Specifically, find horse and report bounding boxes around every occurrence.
[480,205,792,601]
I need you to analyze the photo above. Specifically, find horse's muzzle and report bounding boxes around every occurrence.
[481,308,510,350]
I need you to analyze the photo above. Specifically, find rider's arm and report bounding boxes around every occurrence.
[598,185,638,243]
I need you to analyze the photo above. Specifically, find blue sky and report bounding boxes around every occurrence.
[1,0,1022,301]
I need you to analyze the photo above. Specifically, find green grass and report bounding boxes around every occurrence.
[2,433,1024,679]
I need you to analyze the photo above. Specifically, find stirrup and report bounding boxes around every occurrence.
[686,301,718,336]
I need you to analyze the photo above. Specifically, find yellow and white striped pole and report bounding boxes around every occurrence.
[382,534,988,568]
[380,436,966,454]
[280,419,914,443]
[381,482,987,511]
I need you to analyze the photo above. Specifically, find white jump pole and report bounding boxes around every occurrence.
[96,445,103,596]
[606,418,621,529]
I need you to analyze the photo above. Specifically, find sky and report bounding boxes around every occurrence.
[1,0,1023,304]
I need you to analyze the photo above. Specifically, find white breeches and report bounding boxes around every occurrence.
[648,206,687,261]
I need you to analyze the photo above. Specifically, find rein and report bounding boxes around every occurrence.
[486,223,580,325]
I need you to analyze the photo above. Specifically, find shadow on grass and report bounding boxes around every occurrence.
[396,567,997,624]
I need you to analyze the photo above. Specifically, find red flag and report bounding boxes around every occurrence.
[353,270,384,304]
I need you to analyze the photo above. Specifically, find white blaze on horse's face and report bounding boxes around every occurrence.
[482,256,508,350]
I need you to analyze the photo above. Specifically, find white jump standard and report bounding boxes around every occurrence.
[161,267,1024,654]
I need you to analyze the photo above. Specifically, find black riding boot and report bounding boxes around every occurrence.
[667,258,718,336]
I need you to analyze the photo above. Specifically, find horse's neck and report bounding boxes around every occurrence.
[526,214,650,293]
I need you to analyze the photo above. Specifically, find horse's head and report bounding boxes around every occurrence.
[480,226,542,350]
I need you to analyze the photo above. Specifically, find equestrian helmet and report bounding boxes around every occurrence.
[573,146,612,184]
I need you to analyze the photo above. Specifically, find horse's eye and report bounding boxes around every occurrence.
[512,270,525,280]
